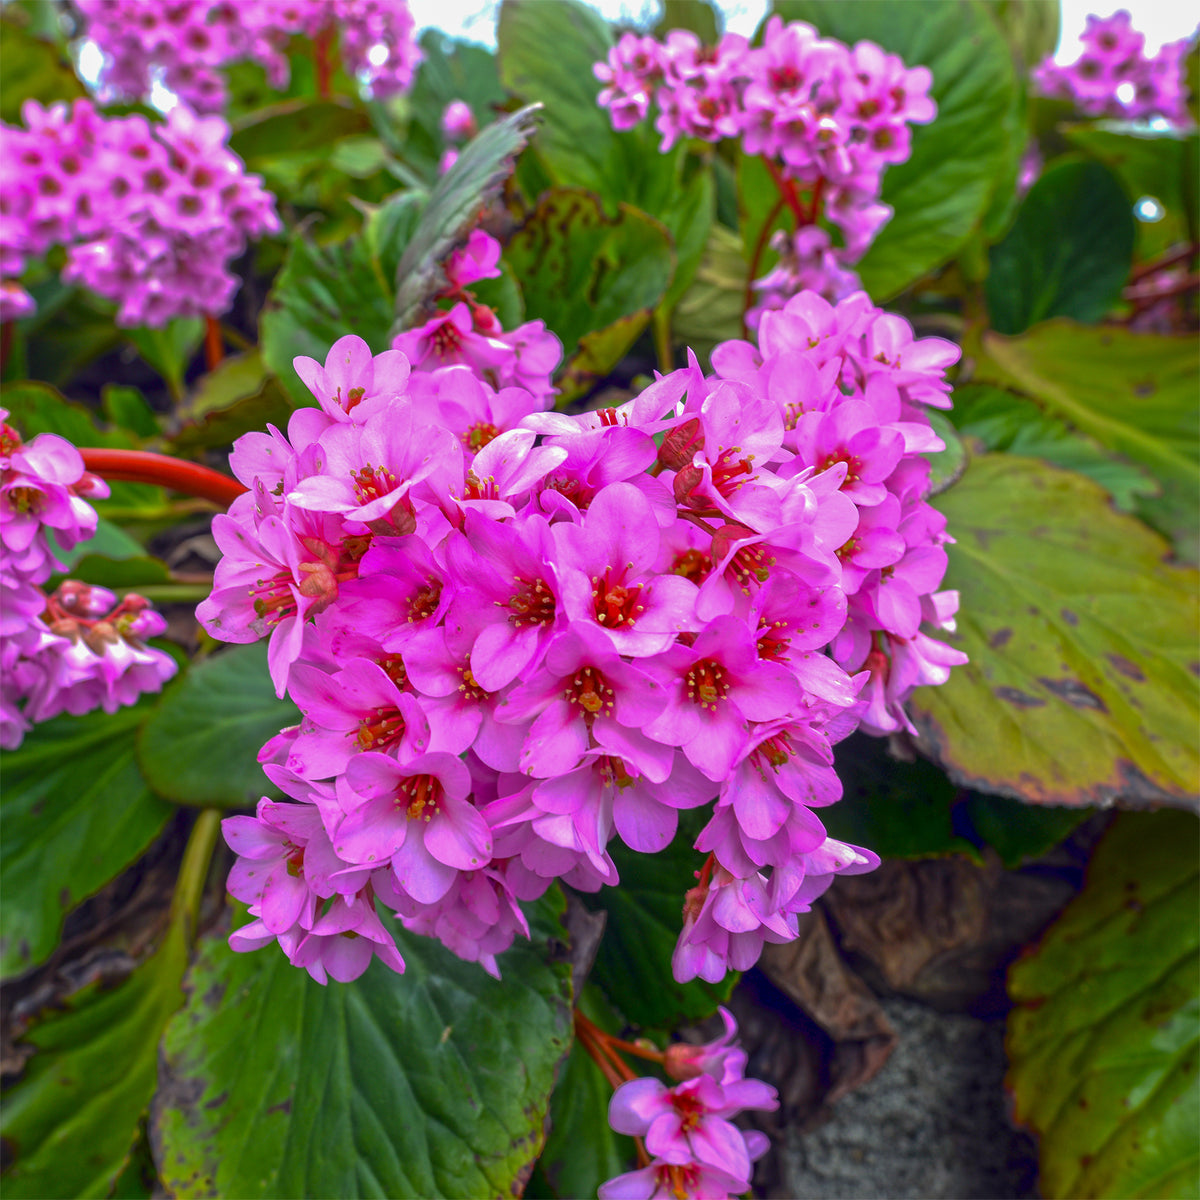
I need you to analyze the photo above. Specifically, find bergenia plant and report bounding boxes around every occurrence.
[0,3,1196,1199]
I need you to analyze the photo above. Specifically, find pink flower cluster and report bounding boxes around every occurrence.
[0,413,177,749]
[77,0,422,114]
[0,99,279,326]
[199,225,964,986]
[1033,11,1194,125]
[601,1009,777,1200]
[594,17,936,303]
[748,226,860,330]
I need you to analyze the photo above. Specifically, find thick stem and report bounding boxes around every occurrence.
[204,314,224,372]
[171,809,222,939]
[81,448,247,508]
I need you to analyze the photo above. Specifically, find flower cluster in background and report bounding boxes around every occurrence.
[0,98,279,325]
[600,1009,777,1200]
[199,228,963,986]
[593,16,936,314]
[0,412,177,750]
[1033,10,1194,125]
[76,0,422,114]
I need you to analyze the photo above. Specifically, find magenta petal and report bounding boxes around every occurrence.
[424,800,492,870]
[609,1077,667,1135]
[613,787,678,853]
[391,833,456,903]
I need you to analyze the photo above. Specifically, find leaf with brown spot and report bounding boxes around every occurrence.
[912,455,1199,811]
[1007,810,1200,1198]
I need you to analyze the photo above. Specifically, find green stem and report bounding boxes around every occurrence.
[171,809,222,940]
[123,583,213,603]
[652,305,673,374]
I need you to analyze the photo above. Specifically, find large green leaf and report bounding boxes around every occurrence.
[0,705,173,978]
[137,644,297,809]
[229,99,371,168]
[1,904,189,1198]
[673,224,748,362]
[585,812,737,1030]
[505,187,674,396]
[497,0,615,197]
[1061,124,1198,260]
[775,0,1021,299]
[986,160,1135,334]
[973,321,1200,560]
[260,194,423,406]
[390,104,544,333]
[1007,809,1199,1199]
[951,382,1158,512]
[152,894,574,1199]
[2,812,218,1200]
[909,454,1200,810]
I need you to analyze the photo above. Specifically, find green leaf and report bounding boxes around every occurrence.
[102,385,160,439]
[125,319,205,400]
[152,893,574,1199]
[390,105,544,334]
[661,164,715,315]
[986,160,1134,335]
[17,288,123,389]
[47,515,171,591]
[505,188,674,396]
[260,193,424,406]
[775,0,1021,299]
[981,0,1060,69]
[169,350,294,453]
[229,99,371,167]
[1,811,219,1200]
[655,0,720,43]
[820,732,978,860]
[1061,124,1198,260]
[673,224,748,363]
[951,382,1158,512]
[909,454,1200,811]
[137,644,298,809]
[925,409,967,495]
[0,705,173,977]
[958,794,1092,869]
[0,380,166,513]
[585,812,736,1030]
[0,15,85,125]
[1007,809,1199,1199]
[534,986,635,1199]
[497,0,615,197]
[973,321,1200,560]
[0,913,192,1198]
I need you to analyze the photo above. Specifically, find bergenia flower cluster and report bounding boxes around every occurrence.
[600,1009,777,1200]
[0,412,177,750]
[1033,10,1194,125]
[76,0,422,114]
[594,17,936,315]
[199,228,964,987]
[0,99,279,325]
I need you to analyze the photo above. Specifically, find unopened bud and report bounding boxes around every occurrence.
[658,417,704,471]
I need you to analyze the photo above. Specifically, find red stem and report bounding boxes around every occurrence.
[204,314,224,372]
[805,176,826,226]
[81,449,247,508]
[315,26,334,99]
[744,194,786,332]
[1128,241,1199,283]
